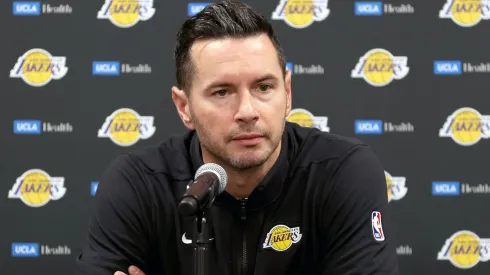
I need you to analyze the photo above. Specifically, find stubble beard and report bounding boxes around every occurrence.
[192,115,285,171]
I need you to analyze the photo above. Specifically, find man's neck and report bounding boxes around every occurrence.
[201,142,282,199]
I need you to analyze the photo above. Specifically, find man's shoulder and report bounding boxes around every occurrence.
[110,130,195,180]
[286,122,371,167]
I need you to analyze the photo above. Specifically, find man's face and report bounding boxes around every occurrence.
[173,34,292,170]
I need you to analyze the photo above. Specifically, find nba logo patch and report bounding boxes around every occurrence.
[371,211,385,241]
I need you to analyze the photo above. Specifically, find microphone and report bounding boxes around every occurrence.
[178,163,228,216]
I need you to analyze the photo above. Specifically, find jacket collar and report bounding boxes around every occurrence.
[189,126,290,212]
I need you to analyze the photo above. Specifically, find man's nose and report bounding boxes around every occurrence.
[234,91,259,123]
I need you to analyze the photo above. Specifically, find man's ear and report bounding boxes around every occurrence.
[284,68,292,116]
[171,86,195,130]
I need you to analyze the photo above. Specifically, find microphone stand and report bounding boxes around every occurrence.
[192,211,210,275]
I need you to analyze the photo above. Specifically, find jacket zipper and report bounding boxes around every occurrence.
[240,198,248,275]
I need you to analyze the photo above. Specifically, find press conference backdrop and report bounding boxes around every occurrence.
[2,0,490,274]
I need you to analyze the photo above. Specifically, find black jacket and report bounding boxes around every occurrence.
[75,122,399,275]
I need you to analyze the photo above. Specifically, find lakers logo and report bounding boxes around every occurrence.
[97,108,156,147]
[385,171,407,202]
[263,225,302,252]
[286,108,330,132]
[9,48,68,87]
[439,107,490,146]
[351,48,409,87]
[272,0,330,29]
[8,169,66,207]
[439,0,490,27]
[437,230,490,269]
[97,0,155,28]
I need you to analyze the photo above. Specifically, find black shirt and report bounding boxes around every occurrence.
[75,122,399,275]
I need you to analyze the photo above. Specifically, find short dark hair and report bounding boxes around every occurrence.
[174,0,286,94]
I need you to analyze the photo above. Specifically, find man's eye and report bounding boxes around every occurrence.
[259,84,271,92]
[214,90,227,96]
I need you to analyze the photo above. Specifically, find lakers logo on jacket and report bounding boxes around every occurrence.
[263,224,302,252]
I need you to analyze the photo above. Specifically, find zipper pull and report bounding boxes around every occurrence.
[240,198,247,221]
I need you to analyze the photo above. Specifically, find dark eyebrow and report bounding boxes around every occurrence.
[254,73,279,84]
[204,74,280,91]
[203,81,233,91]
[205,74,279,90]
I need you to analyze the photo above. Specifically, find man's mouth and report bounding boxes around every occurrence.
[232,133,264,146]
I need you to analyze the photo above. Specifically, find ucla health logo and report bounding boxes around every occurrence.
[286,108,330,132]
[98,108,156,147]
[385,171,407,202]
[10,48,68,87]
[355,120,383,134]
[92,61,151,75]
[437,230,490,269]
[8,169,66,207]
[439,107,490,146]
[13,120,41,134]
[354,2,414,16]
[352,48,409,87]
[286,62,324,75]
[93,61,120,75]
[434,60,462,75]
[13,120,73,134]
[432,181,461,196]
[355,2,383,15]
[12,2,40,15]
[12,2,72,15]
[434,60,490,75]
[355,119,414,134]
[12,243,39,257]
[272,0,330,29]
[439,0,490,27]
[12,242,71,257]
[97,0,155,28]
[188,3,210,16]
[433,181,490,195]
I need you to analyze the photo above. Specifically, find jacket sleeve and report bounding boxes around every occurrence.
[319,144,399,275]
[74,154,153,275]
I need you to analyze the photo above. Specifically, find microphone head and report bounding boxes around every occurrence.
[195,163,228,193]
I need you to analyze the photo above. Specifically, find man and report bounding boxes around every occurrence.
[75,1,399,274]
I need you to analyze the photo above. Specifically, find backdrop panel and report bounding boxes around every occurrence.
[2,0,489,274]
